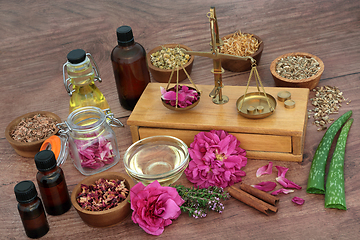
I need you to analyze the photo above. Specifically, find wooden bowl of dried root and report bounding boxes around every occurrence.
[220,31,264,72]
[147,44,195,83]
[270,52,324,90]
[5,111,61,158]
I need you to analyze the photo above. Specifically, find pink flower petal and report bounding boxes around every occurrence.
[275,166,289,178]
[292,196,305,205]
[251,181,277,192]
[276,176,302,189]
[271,188,295,195]
[256,162,273,177]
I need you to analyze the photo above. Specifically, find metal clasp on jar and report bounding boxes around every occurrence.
[62,53,102,96]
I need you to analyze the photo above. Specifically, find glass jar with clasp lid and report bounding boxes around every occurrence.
[63,49,111,114]
[41,106,123,175]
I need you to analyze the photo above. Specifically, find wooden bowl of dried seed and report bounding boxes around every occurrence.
[270,52,324,90]
[220,31,264,72]
[71,172,134,228]
[147,44,195,83]
[5,111,61,158]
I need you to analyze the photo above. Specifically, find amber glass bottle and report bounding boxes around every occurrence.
[14,180,49,238]
[35,150,72,215]
[111,25,150,110]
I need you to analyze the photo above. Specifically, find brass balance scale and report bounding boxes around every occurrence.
[128,7,309,162]
[163,7,276,119]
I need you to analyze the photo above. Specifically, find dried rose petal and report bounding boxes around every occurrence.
[292,196,305,205]
[276,176,302,189]
[74,135,115,170]
[256,162,273,177]
[275,165,289,178]
[76,178,129,211]
[271,188,295,195]
[251,181,277,192]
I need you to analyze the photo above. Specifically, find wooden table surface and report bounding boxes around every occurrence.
[1,0,359,239]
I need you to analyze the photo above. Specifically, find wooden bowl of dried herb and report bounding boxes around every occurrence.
[220,31,264,72]
[270,52,324,90]
[71,172,134,228]
[147,44,195,83]
[5,111,61,158]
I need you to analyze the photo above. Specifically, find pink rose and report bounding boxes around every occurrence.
[130,181,185,235]
[185,130,247,188]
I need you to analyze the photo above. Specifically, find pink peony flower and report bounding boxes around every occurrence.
[256,162,273,177]
[251,181,277,192]
[130,181,185,236]
[184,130,247,189]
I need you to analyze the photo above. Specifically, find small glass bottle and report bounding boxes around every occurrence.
[35,150,72,215]
[111,25,150,110]
[56,106,121,175]
[63,49,110,113]
[14,180,49,239]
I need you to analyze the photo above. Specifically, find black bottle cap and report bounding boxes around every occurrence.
[35,150,57,171]
[14,181,38,203]
[116,26,134,46]
[67,49,86,64]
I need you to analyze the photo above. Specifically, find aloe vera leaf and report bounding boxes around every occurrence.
[306,110,352,194]
[325,118,353,210]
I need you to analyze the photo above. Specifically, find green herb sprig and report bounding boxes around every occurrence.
[173,185,229,218]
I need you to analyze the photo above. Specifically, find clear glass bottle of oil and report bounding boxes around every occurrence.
[63,49,110,113]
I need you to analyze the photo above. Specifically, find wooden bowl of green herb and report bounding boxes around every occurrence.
[5,111,61,158]
[71,171,134,228]
[147,44,195,83]
[270,52,324,90]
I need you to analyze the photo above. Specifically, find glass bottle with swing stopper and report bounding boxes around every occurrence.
[63,49,110,113]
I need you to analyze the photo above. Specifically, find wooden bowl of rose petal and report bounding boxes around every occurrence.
[220,31,264,72]
[71,172,134,228]
[5,111,61,158]
[270,52,324,90]
[147,44,195,83]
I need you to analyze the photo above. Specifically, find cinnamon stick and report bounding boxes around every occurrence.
[227,186,278,215]
[238,182,280,206]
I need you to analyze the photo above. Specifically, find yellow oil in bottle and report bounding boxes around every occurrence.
[65,49,110,114]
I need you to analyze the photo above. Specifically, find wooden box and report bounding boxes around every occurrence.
[127,83,309,162]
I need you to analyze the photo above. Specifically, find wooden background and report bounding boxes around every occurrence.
[0,0,359,239]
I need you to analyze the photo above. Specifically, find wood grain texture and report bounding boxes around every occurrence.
[0,0,360,239]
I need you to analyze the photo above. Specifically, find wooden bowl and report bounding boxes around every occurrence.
[5,111,61,158]
[147,44,195,83]
[270,52,324,90]
[71,172,134,228]
[220,33,264,72]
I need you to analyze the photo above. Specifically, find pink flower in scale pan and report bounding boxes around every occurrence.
[130,181,184,236]
[271,189,295,196]
[185,130,247,189]
[160,85,198,108]
[275,166,302,189]
[292,197,305,205]
[251,181,276,192]
[256,162,273,177]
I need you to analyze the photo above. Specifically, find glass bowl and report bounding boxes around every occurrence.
[123,135,189,186]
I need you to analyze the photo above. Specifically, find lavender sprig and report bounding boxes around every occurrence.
[173,185,229,219]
